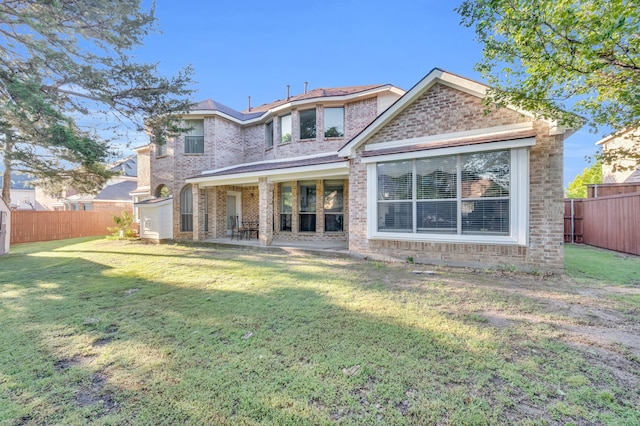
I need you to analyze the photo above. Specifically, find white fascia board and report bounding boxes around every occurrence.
[595,127,637,146]
[199,152,340,175]
[438,73,565,131]
[338,69,569,159]
[364,123,534,152]
[94,199,134,203]
[360,137,536,164]
[133,144,151,152]
[264,85,403,117]
[183,86,405,126]
[339,70,446,158]
[188,162,349,187]
[181,111,246,125]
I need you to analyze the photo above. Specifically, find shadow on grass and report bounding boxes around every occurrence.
[1,238,638,425]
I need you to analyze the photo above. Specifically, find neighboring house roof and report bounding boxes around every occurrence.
[108,156,137,177]
[95,180,137,201]
[625,169,640,183]
[0,173,33,190]
[595,127,637,146]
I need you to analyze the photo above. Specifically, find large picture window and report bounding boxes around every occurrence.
[376,150,511,236]
[184,120,204,154]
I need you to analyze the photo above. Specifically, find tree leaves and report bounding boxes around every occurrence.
[457,0,640,135]
[0,0,194,200]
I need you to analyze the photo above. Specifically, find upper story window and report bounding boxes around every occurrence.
[184,120,204,153]
[280,114,292,144]
[156,142,167,157]
[299,109,316,140]
[324,107,344,138]
[265,121,274,148]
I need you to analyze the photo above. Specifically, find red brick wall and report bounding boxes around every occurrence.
[349,83,565,272]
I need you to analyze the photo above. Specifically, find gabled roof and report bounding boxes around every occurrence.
[0,173,33,190]
[185,84,403,125]
[191,99,264,121]
[595,127,638,146]
[338,68,573,158]
[108,156,137,177]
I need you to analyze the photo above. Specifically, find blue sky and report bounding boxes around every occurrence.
[131,0,603,187]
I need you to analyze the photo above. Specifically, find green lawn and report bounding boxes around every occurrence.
[1,238,639,425]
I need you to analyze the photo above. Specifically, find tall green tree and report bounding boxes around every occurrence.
[566,159,602,198]
[0,0,194,203]
[457,0,639,167]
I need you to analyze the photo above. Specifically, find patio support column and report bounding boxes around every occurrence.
[258,177,274,246]
[192,184,201,241]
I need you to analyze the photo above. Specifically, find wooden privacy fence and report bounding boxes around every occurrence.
[563,199,583,243]
[10,210,136,244]
[564,193,640,256]
[587,182,640,198]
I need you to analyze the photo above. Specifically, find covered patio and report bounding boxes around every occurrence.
[186,153,350,247]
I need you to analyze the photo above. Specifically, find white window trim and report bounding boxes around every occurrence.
[366,147,529,246]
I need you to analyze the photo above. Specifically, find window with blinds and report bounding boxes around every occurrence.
[376,151,510,235]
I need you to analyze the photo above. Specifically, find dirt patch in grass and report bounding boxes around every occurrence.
[75,372,117,414]
[54,354,97,371]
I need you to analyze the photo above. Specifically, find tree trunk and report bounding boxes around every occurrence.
[2,133,12,206]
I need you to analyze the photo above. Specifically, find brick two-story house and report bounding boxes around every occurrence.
[135,68,575,271]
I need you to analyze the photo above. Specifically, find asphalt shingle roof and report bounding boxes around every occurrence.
[95,180,137,201]
[191,154,347,179]
[244,85,388,113]
[190,84,390,121]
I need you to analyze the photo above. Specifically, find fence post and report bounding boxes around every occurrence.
[570,199,575,244]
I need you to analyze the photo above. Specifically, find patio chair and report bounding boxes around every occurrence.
[245,219,259,239]
[230,215,246,240]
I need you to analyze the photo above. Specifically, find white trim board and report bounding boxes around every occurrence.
[365,147,530,246]
[360,137,535,164]
[187,162,349,187]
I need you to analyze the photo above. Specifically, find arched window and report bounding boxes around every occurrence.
[155,184,170,197]
[180,185,193,232]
